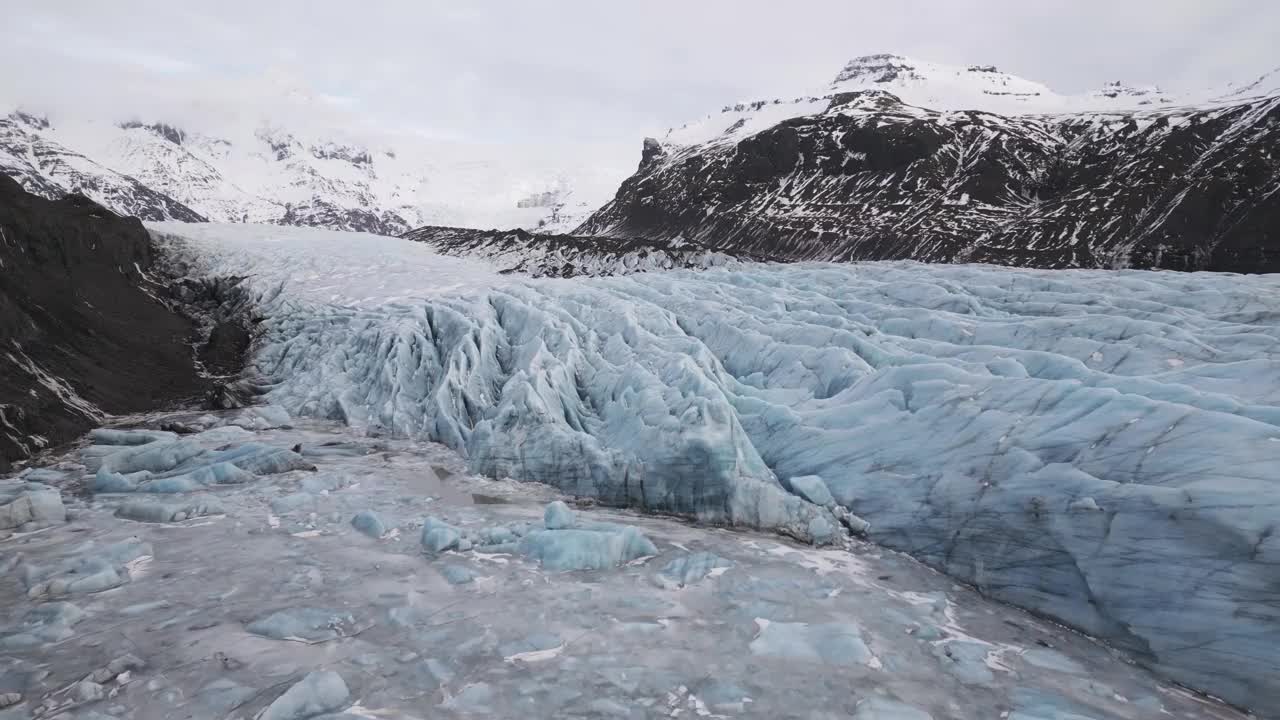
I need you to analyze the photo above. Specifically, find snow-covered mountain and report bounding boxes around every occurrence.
[577,54,1280,273]
[0,109,629,236]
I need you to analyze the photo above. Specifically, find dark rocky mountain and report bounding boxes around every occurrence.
[575,58,1280,273]
[401,225,760,277]
[0,176,246,469]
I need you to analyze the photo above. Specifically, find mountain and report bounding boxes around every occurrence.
[0,110,629,236]
[400,225,762,277]
[575,54,1280,272]
[0,176,234,469]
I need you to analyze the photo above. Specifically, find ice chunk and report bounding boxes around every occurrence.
[788,475,835,507]
[444,682,493,713]
[196,679,257,713]
[88,428,177,446]
[202,443,313,474]
[439,564,476,585]
[21,539,151,598]
[91,468,150,493]
[543,500,576,529]
[191,425,256,444]
[0,602,84,648]
[517,526,657,571]
[99,439,205,474]
[657,551,733,588]
[474,525,519,546]
[141,462,256,493]
[350,510,386,538]
[19,467,67,483]
[271,493,316,515]
[231,405,294,431]
[0,480,65,530]
[853,697,934,720]
[749,621,874,667]
[247,608,357,643]
[115,497,224,523]
[301,474,353,493]
[259,671,349,720]
[421,516,462,554]
[932,641,995,686]
[74,679,106,702]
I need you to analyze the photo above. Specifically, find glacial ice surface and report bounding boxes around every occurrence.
[158,225,1280,711]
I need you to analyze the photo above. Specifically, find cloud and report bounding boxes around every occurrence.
[1,0,1275,145]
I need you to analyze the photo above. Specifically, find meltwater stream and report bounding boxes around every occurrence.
[149,222,1280,715]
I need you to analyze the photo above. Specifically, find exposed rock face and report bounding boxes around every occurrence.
[579,80,1280,272]
[401,225,759,278]
[0,113,206,223]
[0,177,224,466]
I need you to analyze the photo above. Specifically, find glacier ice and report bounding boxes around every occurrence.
[350,510,387,538]
[115,497,224,523]
[657,551,734,588]
[543,500,577,529]
[786,475,835,508]
[20,539,152,598]
[853,697,935,720]
[420,516,463,553]
[749,620,874,667]
[259,671,349,720]
[165,224,1280,710]
[0,480,65,530]
[517,526,657,571]
[247,608,357,643]
[0,602,84,648]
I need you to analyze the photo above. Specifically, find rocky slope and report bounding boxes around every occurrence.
[0,177,241,469]
[577,55,1280,272]
[0,111,627,236]
[401,225,760,277]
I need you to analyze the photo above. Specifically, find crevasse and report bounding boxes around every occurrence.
[158,223,1280,712]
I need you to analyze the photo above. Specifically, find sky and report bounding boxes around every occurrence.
[1,0,1276,144]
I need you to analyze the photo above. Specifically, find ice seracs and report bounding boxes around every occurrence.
[155,221,1280,711]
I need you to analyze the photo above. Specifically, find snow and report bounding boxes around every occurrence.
[5,112,633,233]
[149,221,514,307]
[659,53,1272,153]
[152,222,1280,711]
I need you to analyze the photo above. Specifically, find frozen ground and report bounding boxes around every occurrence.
[145,223,1280,714]
[0,407,1254,720]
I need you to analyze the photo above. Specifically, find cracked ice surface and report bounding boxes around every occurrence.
[154,223,1280,711]
[0,410,1256,719]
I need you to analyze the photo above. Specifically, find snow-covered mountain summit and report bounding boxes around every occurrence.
[660,53,1220,149]
[0,107,631,235]
[828,53,1175,114]
[577,53,1280,273]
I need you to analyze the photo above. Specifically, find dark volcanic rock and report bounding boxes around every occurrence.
[401,225,762,278]
[0,177,216,467]
[578,92,1280,272]
[280,197,409,237]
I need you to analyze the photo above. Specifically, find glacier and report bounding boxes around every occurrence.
[153,222,1280,712]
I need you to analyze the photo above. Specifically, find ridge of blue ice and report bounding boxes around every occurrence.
[232,259,1277,710]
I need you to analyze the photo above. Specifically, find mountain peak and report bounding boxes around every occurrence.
[829,55,1056,113]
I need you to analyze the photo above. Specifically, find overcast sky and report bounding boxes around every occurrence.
[1,0,1276,144]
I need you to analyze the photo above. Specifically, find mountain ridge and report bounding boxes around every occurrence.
[0,109,628,236]
[571,56,1280,273]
